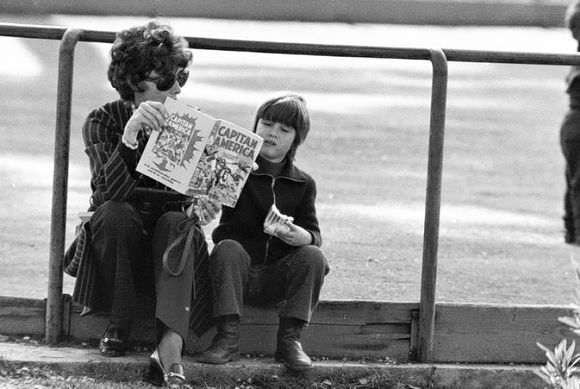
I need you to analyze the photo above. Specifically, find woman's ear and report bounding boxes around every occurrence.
[127,76,145,93]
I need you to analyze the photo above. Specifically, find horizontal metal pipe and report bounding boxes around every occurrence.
[0,22,115,42]
[189,37,431,59]
[0,23,67,40]
[0,22,431,59]
[443,49,580,65]
[2,22,580,66]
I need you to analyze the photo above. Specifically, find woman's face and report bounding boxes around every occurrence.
[134,69,186,105]
[255,119,296,163]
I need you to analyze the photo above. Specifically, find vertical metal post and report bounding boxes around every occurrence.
[418,48,448,362]
[46,28,81,344]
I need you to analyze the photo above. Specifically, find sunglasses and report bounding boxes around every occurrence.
[144,68,189,91]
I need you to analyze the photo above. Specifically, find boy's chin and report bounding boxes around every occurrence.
[259,152,285,163]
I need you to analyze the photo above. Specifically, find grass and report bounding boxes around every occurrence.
[0,335,417,388]
[0,358,417,389]
[0,359,153,389]
[0,15,577,308]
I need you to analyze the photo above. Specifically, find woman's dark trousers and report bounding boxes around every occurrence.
[90,201,212,344]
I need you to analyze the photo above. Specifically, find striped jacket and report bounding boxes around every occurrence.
[65,99,183,311]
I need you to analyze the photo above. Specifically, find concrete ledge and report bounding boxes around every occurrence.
[0,0,570,27]
[0,341,546,388]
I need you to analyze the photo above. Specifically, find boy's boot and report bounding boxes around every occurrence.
[274,317,312,371]
[196,315,240,364]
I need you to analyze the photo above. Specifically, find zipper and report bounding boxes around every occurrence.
[254,167,304,264]
[263,176,277,264]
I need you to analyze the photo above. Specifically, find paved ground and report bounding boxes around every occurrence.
[1,15,578,306]
[0,340,547,388]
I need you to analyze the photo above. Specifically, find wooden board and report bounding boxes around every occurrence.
[2,296,577,364]
[433,303,577,364]
[242,301,418,325]
[68,299,416,361]
[0,296,45,336]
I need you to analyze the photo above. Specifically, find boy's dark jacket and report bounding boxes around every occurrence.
[212,156,322,265]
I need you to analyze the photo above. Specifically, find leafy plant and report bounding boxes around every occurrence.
[536,258,580,388]
[536,340,580,388]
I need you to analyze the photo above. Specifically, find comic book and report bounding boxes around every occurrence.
[136,97,263,207]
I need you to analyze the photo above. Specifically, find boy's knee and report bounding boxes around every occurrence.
[209,240,248,269]
[212,239,244,255]
[295,245,329,275]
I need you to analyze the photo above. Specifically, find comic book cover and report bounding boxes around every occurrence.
[136,97,214,194]
[136,98,263,208]
[185,119,263,207]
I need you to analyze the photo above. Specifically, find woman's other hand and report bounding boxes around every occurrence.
[123,101,168,144]
[186,198,221,226]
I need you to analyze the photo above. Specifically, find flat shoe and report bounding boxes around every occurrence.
[148,349,192,388]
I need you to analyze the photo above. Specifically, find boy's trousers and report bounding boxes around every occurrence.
[208,239,329,323]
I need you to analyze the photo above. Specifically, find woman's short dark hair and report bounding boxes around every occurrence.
[252,93,311,161]
[108,20,192,101]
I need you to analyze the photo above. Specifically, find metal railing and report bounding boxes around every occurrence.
[1,22,580,363]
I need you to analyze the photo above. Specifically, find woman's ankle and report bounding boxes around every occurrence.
[158,329,183,368]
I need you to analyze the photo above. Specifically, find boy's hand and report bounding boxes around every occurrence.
[274,222,312,246]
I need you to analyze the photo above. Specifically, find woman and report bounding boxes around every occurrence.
[64,20,218,388]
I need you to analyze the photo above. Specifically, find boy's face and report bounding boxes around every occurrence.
[256,119,296,163]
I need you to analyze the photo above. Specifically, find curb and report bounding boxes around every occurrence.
[0,341,546,388]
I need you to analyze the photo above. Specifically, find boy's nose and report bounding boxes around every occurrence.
[271,125,283,136]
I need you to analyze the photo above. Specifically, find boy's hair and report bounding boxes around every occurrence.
[252,93,310,161]
[108,20,192,101]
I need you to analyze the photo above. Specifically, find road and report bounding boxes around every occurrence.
[0,15,577,305]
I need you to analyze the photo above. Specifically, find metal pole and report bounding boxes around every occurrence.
[418,48,448,362]
[46,28,82,345]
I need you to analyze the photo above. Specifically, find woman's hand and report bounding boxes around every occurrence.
[123,101,168,144]
[274,222,312,246]
[186,198,221,226]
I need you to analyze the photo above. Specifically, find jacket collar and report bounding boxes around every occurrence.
[253,156,307,182]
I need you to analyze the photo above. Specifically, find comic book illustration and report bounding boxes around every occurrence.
[137,98,263,208]
[136,97,214,193]
[186,119,263,207]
